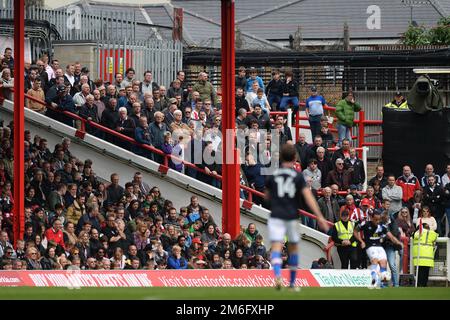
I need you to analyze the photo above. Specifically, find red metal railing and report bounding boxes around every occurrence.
[293,102,383,157]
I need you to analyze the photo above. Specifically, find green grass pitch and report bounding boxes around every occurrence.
[0,287,449,300]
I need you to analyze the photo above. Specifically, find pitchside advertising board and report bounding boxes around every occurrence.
[0,270,373,288]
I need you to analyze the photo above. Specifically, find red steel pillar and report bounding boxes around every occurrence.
[221,0,240,238]
[13,0,25,245]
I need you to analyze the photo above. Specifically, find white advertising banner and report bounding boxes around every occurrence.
[310,269,373,287]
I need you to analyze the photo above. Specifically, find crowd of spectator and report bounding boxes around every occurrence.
[0,120,276,270]
[1,48,450,275]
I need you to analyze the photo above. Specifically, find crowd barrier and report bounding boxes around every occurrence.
[0,269,375,288]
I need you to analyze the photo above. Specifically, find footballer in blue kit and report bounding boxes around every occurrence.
[265,144,330,290]
[353,210,403,288]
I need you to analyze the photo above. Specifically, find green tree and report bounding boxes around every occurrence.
[428,16,450,45]
[402,23,430,46]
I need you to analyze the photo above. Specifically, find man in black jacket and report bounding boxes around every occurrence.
[197,141,221,187]
[47,85,77,127]
[247,104,271,131]
[102,84,118,106]
[35,60,49,91]
[332,138,351,166]
[275,114,292,142]
[115,107,136,151]
[46,72,65,97]
[46,68,64,92]
[134,116,153,160]
[265,69,283,111]
[279,70,299,112]
[235,66,247,91]
[79,94,100,136]
[142,97,156,124]
[168,79,183,98]
[344,148,366,190]
[105,173,124,206]
[294,133,314,169]
[423,175,445,236]
[235,108,249,129]
[368,165,388,189]
[129,102,144,127]
[310,135,331,161]
[235,87,250,113]
[150,111,168,163]
[100,98,119,143]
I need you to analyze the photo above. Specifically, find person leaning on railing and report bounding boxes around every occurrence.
[79,94,100,136]
[46,84,77,127]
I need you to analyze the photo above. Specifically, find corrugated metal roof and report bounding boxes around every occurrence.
[145,6,173,27]
[238,0,444,40]
[433,0,450,15]
[171,0,298,22]
[182,11,221,45]
[180,9,284,50]
[172,0,448,41]
[172,0,221,22]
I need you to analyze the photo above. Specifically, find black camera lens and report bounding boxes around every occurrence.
[416,81,430,94]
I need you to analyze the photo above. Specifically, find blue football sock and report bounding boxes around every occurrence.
[271,251,282,278]
[370,264,378,281]
[380,267,387,273]
[288,254,299,286]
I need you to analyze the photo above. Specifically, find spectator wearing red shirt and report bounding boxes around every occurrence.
[340,195,365,224]
[396,165,421,205]
[44,218,65,249]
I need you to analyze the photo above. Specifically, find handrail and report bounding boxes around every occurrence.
[298,209,334,227]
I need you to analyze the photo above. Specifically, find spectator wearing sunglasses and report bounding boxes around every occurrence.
[326,158,353,191]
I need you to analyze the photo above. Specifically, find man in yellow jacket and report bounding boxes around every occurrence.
[385,91,409,110]
[331,210,358,269]
[412,223,438,287]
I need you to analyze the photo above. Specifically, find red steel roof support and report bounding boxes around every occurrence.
[13,0,25,245]
[221,0,240,238]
